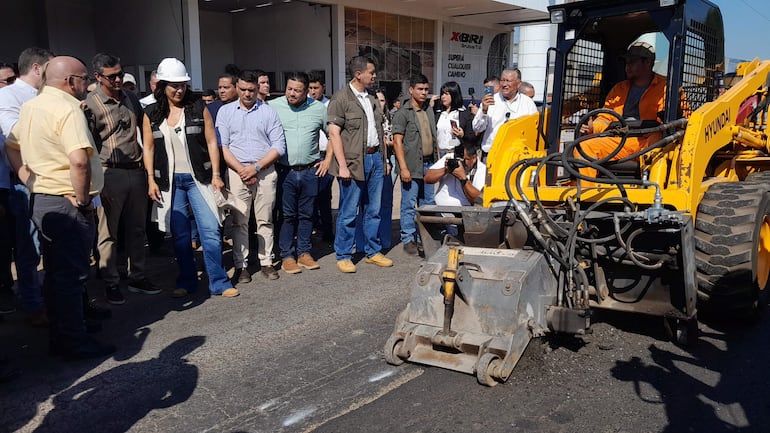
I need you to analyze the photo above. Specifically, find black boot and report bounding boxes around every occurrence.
[83,292,111,320]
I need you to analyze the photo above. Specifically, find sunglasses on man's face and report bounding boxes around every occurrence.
[100,71,125,81]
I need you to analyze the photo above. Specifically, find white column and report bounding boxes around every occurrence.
[434,21,443,92]
[183,0,203,90]
[331,5,346,92]
[518,23,553,102]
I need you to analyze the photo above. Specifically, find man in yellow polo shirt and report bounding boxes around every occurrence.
[6,56,115,360]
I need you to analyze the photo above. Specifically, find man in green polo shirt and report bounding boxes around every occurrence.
[270,72,328,274]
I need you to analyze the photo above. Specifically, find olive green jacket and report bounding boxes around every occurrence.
[327,84,386,181]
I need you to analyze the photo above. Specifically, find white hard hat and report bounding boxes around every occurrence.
[156,58,190,83]
[122,72,137,85]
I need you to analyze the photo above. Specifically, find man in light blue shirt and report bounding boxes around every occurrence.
[217,69,286,282]
[270,72,327,274]
[0,47,53,319]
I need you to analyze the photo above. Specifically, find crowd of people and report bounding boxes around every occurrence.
[0,47,540,365]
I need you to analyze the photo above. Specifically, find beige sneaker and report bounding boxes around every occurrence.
[336,259,356,273]
[298,253,320,270]
[282,257,302,274]
[364,253,393,267]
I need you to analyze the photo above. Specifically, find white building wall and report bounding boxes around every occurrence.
[518,23,553,102]
[199,11,236,90]
[92,0,186,69]
[1,1,43,62]
[45,0,95,64]
[232,2,332,91]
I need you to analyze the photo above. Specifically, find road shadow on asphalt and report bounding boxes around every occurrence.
[0,241,215,432]
[609,308,770,432]
[27,336,204,433]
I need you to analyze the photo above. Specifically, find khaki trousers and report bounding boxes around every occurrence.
[228,166,277,268]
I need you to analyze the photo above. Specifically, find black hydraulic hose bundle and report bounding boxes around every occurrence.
[501,108,688,304]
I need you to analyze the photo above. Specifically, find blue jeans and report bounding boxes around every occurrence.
[0,189,12,289]
[399,160,435,244]
[355,171,394,250]
[422,160,435,206]
[31,194,94,346]
[335,153,383,261]
[315,172,334,235]
[171,173,231,295]
[278,166,318,258]
[9,182,43,311]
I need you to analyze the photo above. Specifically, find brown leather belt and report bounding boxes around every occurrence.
[366,146,379,154]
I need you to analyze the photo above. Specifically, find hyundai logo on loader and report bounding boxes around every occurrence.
[704,108,730,142]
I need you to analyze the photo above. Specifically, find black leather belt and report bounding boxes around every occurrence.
[279,162,316,172]
[102,161,143,170]
[366,146,379,154]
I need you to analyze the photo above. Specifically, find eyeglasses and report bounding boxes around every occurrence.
[167,82,187,90]
[67,74,89,82]
[99,70,125,81]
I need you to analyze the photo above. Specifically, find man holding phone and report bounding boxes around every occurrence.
[472,68,537,158]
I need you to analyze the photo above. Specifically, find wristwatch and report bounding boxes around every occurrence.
[254,163,263,172]
[460,178,468,187]
[76,197,92,208]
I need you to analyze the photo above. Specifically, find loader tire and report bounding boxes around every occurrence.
[695,181,770,315]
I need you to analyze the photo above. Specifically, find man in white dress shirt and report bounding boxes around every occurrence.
[472,68,537,158]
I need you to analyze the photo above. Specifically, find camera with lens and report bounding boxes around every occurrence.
[446,157,462,171]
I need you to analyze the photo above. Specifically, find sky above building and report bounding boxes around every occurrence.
[711,0,770,61]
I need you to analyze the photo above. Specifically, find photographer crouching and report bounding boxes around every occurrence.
[424,142,485,207]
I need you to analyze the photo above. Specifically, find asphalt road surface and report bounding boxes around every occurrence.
[2,229,770,433]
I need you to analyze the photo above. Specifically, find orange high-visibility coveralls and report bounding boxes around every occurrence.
[576,73,667,179]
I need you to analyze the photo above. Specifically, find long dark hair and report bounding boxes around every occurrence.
[439,81,464,111]
[149,80,196,124]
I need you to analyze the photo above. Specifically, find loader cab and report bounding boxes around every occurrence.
[545,0,724,183]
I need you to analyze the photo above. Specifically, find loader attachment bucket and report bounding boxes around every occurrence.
[385,241,558,386]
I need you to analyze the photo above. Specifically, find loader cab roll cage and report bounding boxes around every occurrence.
[543,0,724,184]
